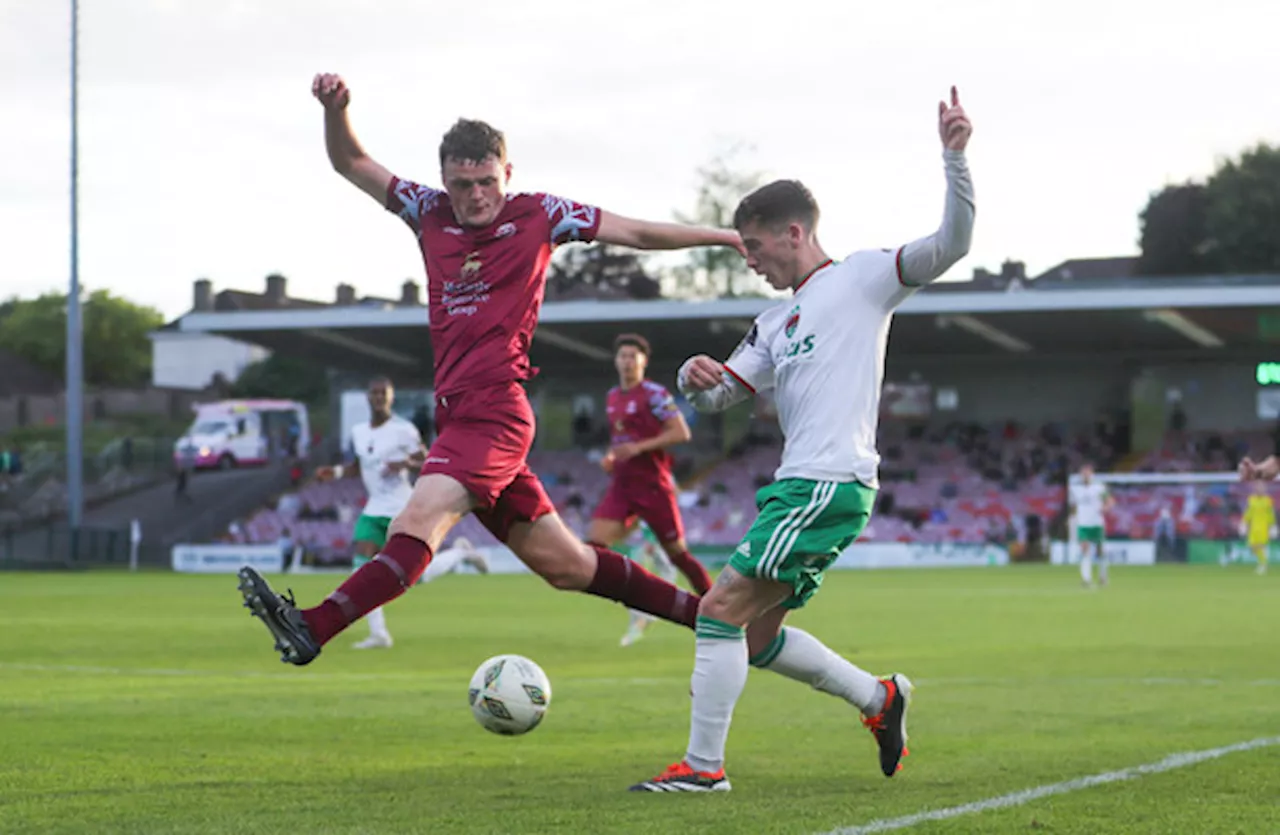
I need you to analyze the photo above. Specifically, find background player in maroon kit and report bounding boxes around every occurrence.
[589,334,712,600]
[237,73,745,665]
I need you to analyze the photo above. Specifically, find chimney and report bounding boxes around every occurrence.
[400,280,421,306]
[193,279,213,312]
[336,283,357,306]
[265,273,287,304]
[1000,260,1027,281]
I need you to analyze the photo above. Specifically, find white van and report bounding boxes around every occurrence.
[174,399,310,470]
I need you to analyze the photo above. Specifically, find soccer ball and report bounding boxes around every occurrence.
[468,654,552,736]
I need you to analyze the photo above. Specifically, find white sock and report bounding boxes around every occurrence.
[1098,554,1109,585]
[626,610,652,631]
[753,627,884,716]
[685,617,748,774]
[1080,549,1094,584]
[421,545,467,583]
[649,548,678,583]
[366,606,389,639]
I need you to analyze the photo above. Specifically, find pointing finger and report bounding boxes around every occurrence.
[951,85,960,107]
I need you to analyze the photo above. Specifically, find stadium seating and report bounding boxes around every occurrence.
[232,422,1277,557]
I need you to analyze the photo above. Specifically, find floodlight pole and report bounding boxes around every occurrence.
[66,0,84,531]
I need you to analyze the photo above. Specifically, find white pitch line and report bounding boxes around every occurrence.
[821,736,1280,835]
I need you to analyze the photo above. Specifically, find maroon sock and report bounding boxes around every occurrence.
[302,534,433,645]
[585,545,700,629]
[669,549,713,595]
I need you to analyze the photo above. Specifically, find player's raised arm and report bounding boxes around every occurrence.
[312,73,395,204]
[677,321,776,413]
[1240,455,1280,481]
[888,87,976,295]
[596,213,745,255]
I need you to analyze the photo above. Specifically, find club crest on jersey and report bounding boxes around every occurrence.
[784,306,801,338]
[495,222,517,238]
[461,252,482,277]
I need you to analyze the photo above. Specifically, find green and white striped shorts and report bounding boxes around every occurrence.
[728,478,875,609]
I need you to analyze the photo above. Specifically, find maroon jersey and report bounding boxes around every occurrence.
[607,380,682,486]
[386,178,601,397]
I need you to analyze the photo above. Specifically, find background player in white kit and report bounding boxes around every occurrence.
[1069,463,1114,589]
[316,376,488,649]
[632,87,974,792]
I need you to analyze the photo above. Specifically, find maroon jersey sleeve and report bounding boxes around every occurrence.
[386,177,445,233]
[537,193,602,246]
[644,382,681,422]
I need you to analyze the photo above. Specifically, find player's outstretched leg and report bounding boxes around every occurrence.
[237,475,470,665]
[1254,544,1269,575]
[514,517,701,629]
[749,623,911,777]
[238,534,429,665]
[236,567,323,666]
[1079,543,1094,588]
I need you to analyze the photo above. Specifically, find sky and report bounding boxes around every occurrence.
[3,0,1276,321]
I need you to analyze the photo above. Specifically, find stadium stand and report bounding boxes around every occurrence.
[227,415,1276,564]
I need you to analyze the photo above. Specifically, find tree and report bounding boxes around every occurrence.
[0,290,164,387]
[83,290,166,387]
[1202,142,1280,273]
[1135,183,1209,276]
[546,244,661,301]
[669,146,764,298]
[1137,142,1280,276]
[230,354,329,405]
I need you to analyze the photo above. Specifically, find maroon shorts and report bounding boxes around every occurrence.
[591,477,685,543]
[420,380,554,543]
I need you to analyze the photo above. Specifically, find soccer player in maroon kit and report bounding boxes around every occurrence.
[236,73,744,665]
[589,334,712,613]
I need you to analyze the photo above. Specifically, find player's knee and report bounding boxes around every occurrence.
[696,588,736,624]
[531,544,594,591]
[540,561,592,591]
[389,492,466,549]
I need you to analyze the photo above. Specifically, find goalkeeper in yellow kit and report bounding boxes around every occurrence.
[1239,480,1276,575]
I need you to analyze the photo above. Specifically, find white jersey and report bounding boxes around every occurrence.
[349,416,422,518]
[1070,481,1109,528]
[720,254,907,487]
[678,151,975,490]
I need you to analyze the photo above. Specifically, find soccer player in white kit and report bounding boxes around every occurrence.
[631,87,975,792]
[316,376,489,648]
[1069,463,1114,588]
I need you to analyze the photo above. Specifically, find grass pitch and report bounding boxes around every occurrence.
[1,565,1277,834]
